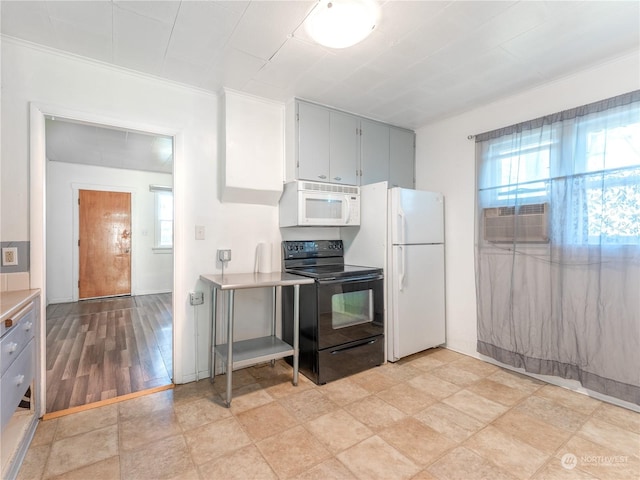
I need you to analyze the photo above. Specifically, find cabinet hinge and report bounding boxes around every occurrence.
[296,113,299,122]
[78,239,80,247]
[78,198,80,205]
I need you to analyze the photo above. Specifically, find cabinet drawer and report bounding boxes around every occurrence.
[1,339,34,431]
[0,304,35,376]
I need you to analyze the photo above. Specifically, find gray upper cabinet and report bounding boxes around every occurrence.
[329,111,359,185]
[297,101,330,182]
[293,99,414,188]
[360,119,390,185]
[297,101,358,185]
[389,127,415,188]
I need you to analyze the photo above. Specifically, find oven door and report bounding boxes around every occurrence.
[316,274,384,350]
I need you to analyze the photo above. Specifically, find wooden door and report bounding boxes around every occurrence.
[79,190,131,299]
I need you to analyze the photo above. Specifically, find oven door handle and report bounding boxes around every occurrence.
[317,274,384,285]
[330,337,379,355]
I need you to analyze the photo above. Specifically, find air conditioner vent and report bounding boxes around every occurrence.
[498,206,516,216]
[519,203,546,215]
[483,203,549,243]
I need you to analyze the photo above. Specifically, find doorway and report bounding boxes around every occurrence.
[40,113,175,415]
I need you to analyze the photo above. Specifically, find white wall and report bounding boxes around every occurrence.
[46,160,173,303]
[414,51,640,357]
[1,38,283,384]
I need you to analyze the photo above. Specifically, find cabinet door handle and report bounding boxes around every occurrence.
[318,175,327,179]
[24,321,33,331]
[7,342,18,354]
[334,177,341,181]
[15,374,25,386]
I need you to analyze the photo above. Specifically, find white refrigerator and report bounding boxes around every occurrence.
[342,181,445,362]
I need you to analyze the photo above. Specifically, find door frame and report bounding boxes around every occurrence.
[73,185,137,301]
[30,102,183,415]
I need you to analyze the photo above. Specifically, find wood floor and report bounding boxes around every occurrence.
[45,293,172,413]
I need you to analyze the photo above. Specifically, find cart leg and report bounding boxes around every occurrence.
[292,284,299,386]
[210,286,217,383]
[225,289,234,407]
[271,286,277,368]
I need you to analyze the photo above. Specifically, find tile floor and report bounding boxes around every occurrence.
[17,348,640,480]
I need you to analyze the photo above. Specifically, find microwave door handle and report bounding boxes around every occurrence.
[344,196,351,223]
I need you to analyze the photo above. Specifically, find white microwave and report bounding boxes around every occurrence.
[279,181,360,227]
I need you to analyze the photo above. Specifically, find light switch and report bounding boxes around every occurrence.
[195,225,205,240]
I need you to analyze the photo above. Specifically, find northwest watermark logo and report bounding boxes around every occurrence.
[561,452,629,470]
[560,453,577,470]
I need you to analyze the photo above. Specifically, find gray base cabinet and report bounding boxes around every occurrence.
[1,290,40,480]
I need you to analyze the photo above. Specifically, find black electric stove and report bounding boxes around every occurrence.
[281,240,384,384]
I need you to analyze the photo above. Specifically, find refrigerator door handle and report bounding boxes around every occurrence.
[398,207,406,245]
[399,245,405,291]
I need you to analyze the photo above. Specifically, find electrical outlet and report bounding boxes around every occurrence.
[217,249,231,262]
[189,291,204,305]
[2,247,18,266]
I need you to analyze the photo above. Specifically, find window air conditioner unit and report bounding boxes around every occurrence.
[483,203,549,243]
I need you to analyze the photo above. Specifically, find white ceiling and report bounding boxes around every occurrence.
[46,118,173,173]
[2,1,639,129]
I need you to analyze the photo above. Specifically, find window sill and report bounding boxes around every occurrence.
[152,247,173,254]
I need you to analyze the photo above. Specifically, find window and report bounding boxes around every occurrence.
[474,91,640,405]
[581,119,640,243]
[477,96,640,246]
[482,130,555,204]
[151,186,173,250]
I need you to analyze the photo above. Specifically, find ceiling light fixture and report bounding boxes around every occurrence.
[305,0,380,49]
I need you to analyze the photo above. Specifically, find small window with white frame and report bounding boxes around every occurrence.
[150,185,173,251]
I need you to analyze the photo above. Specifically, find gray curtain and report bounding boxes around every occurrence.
[475,91,640,405]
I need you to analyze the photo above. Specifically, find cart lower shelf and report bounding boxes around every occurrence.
[215,336,294,370]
